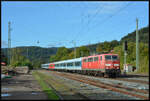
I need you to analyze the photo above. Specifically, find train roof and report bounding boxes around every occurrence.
[42,53,119,65]
[41,63,50,65]
[53,57,82,64]
[82,53,118,58]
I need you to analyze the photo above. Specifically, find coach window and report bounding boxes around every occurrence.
[68,63,70,66]
[70,63,72,66]
[70,62,73,66]
[75,62,80,66]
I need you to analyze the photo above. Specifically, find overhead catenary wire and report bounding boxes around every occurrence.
[75,3,129,46]
[76,2,131,46]
[91,2,146,42]
[74,2,131,46]
[73,3,101,45]
[87,2,131,33]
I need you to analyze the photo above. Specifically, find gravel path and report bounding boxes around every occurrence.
[1,72,48,100]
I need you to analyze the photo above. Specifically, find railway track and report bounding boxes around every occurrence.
[48,69,149,85]
[38,71,91,100]
[112,78,149,85]
[49,71,149,100]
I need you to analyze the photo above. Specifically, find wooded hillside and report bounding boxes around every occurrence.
[1,26,149,73]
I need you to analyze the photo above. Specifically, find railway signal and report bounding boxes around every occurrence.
[124,41,128,51]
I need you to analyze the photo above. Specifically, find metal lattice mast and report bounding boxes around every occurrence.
[136,18,139,71]
[8,21,12,65]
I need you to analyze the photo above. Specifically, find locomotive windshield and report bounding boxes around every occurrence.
[105,55,118,61]
[112,55,118,60]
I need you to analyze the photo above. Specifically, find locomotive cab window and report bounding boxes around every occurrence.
[105,55,118,61]
[105,55,112,60]
[112,55,118,60]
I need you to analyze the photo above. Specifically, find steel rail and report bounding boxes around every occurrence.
[51,71,149,100]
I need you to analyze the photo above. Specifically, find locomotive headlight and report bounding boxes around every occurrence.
[105,64,111,66]
[105,67,109,69]
[116,67,120,69]
[114,64,119,66]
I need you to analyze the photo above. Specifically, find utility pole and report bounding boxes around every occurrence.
[8,21,12,65]
[81,51,83,57]
[124,41,127,75]
[89,41,91,55]
[136,18,139,71]
[71,40,76,59]
[71,40,76,68]
[27,47,29,59]
[37,40,40,69]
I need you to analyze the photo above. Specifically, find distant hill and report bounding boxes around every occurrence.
[120,26,149,43]
[1,26,149,65]
[85,26,149,52]
[2,46,57,64]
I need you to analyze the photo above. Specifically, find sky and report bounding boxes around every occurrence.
[1,1,149,48]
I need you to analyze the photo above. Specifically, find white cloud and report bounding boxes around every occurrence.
[87,2,128,15]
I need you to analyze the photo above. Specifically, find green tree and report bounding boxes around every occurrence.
[76,46,90,58]
[103,41,111,52]
[50,55,57,62]
[49,47,71,62]
[10,48,33,69]
[96,44,104,53]
[1,51,7,64]
[113,42,149,73]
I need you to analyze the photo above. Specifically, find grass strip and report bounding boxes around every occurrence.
[32,71,59,100]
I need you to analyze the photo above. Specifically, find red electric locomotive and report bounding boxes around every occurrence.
[82,54,121,77]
